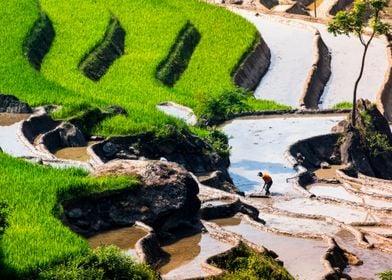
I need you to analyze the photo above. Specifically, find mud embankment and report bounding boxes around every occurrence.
[300,32,332,109]
[377,36,392,122]
[328,0,353,15]
[232,33,271,91]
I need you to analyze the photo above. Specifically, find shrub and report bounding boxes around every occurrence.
[197,88,252,125]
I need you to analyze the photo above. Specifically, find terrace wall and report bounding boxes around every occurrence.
[233,33,271,91]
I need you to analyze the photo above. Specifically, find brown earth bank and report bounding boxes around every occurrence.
[90,128,241,194]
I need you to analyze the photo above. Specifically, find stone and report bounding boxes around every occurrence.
[0,94,32,114]
[63,160,200,235]
[57,123,87,147]
[320,161,330,169]
[68,208,83,219]
[102,142,118,157]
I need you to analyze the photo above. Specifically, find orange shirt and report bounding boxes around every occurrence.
[262,173,272,183]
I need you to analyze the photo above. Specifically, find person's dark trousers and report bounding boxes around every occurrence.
[265,181,273,195]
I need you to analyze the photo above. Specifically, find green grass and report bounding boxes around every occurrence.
[0,152,138,278]
[210,243,294,280]
[0,0,289,137]
[332,102,352,109]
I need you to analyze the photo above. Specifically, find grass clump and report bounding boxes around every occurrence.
[156,21,201,87]
[0,152,138,278]
[23,11,55,70]
[79,16,125,81]
[38,246,157,280]
[332,102,352,109]
[378,270,392,280]
[210,243,294,280]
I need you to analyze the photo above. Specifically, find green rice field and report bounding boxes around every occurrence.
[1,0,288,136]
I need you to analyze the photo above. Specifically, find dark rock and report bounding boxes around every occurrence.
[289,134,341,170]
[228,0,243,4]
[62,160,200,236]
[198,171,243,195]
[102,142,117,157]
[340,128,375,177]
[340,99,392,179]
[0,94,32,114]
[200,199,260,222]
[104,105,127,115]
[67,208,83,219]
[57,123,87,147]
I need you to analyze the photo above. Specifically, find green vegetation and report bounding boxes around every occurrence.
[0,202,9,236]
[210,243,294,280]
[197,88,290,125]
[23,11,55,70]
[378,270,392,280]
[332,102,352,109]
[1,0,288,137]
[156,21,201,87]
[359,104,392,156]
[39,246,157,280]
[79,16,125,81]
[328,0,390,127]
[0,152,138,278]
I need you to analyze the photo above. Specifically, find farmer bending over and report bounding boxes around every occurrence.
[258,172,273,195]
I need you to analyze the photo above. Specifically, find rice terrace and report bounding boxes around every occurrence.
[0,0,391,279]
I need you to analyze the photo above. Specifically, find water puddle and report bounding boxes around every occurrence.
[160,233,231,279]
[307,184,363,203]
[335,230,392,279]
[88,226,148,257]
[273,197,376,224]
[201,200,233,208]
[210,217,242,227]
[221,220,328,280]
[314,164,346,180]
[157,102,197,125]
[0,113,30,126]
[53,141,97,161]
[259,211,340,235]
[359,226,392,236]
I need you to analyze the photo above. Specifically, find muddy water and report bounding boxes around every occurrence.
[53,141,97,161]
[274,197,375,224]
[210,217,242,227]
[0,113,30,126]
[221,220,328,280]
[308,184,363,203]
[88,226,147,255]
[258,211,340,235]
[359,226,392,236]
[160,233,232,279]
[314,164,346,180]
[335,230,392,279]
